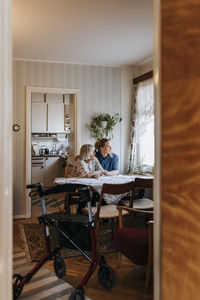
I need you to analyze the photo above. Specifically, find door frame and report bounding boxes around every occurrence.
[1,1,162,298]
[0,0,12,298]
[153,0,161,299]
[26,86,80,218]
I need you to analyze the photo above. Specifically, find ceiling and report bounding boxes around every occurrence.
[12,0,154,67]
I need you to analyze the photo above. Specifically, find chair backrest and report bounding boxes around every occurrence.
[64,166,73,178]
[134,177,153,189]
[127,178,153,208]
[95,181,135,220]
[101,181,135,195]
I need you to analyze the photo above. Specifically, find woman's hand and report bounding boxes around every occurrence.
[93,174,100,179]
[86,169,102,178]
[102,170,111,176]
[86,169,114,178]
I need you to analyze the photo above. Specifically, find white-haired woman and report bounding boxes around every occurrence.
[71,144,109,178]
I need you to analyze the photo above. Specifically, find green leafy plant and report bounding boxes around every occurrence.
[90,113,122,140]
[130,157,144,174]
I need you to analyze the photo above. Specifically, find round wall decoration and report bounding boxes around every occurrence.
[13,124,20,132]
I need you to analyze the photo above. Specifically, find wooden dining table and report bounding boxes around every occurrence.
[54,174,153,204]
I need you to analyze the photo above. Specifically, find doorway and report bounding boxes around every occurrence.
[0,1,161,299]
[26,86,80,217]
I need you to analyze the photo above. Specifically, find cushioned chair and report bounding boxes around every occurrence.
[127,177,154,211]
[82,181,135,252]
[113,207,154,292]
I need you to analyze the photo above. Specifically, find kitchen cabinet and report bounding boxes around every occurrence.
[32,103,47,132]
[32,103,65,133]
[47,104,65,132]
[31,156,63,186]
[44,157,61,186]
[31,157,45,184]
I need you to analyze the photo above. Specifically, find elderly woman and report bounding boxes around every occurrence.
[95,139,119,175]
[71,144,109,178]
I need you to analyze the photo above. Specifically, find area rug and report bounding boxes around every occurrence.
[19,222,117,261]
[13,245,92,299]
[31,192,65,208]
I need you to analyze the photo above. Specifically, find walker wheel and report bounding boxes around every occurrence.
[98,264,116,290]
[69,287,85,300]
[13,274,23,300]
[54,253,66,279]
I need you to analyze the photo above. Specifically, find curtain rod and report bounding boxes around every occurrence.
[133,70,153,84]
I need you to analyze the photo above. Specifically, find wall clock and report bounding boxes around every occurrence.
[13,124,20,132]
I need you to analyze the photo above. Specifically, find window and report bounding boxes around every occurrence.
[130,75,154,173]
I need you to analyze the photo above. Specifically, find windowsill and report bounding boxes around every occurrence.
[127,171,153,177]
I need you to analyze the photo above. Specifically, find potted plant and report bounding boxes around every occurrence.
[90,113,122,140]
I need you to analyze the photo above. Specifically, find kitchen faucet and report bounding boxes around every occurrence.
[51,144,57,154]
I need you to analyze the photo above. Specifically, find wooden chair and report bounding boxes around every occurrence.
[63,166,80,214]
[127,177,154,211]
[113,206,154,292]
[64,166,73,178]
[82,181,135,252]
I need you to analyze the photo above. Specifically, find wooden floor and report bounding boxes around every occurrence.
[45,253,153,300]
[13,202,153,300]
[13,245,77,300]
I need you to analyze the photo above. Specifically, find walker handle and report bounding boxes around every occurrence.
[26,183,42,189]
[26,183,45,197]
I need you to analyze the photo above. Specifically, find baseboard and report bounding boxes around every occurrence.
[13,214,26,219]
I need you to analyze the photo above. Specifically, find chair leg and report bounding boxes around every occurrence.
[64,193,69,210]
[96,221,100,253]
[144,263,152,292]
[118,251,122,267]
[145,220,153,292]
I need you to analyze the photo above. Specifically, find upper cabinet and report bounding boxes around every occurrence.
[31,93,70,133]
[47,103,65,132]
[32,103,47,132]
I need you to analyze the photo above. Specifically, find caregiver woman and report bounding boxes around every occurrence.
[94,139,119,175]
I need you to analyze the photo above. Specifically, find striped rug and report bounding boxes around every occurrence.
[13,245,91,300]
[31,193,65,208]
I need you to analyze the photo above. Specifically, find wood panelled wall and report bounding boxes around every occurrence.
[161,0,200,298]
[13,61,121,216]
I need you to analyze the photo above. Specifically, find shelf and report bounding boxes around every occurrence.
[32,136,58,139]
[32,132,67,134]
[32,132,68,139]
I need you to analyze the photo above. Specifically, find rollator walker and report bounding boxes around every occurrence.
[13,182,116,300]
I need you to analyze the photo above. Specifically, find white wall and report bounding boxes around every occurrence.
[13,60,121,216]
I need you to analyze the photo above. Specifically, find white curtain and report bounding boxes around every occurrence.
[131,77,154,172]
